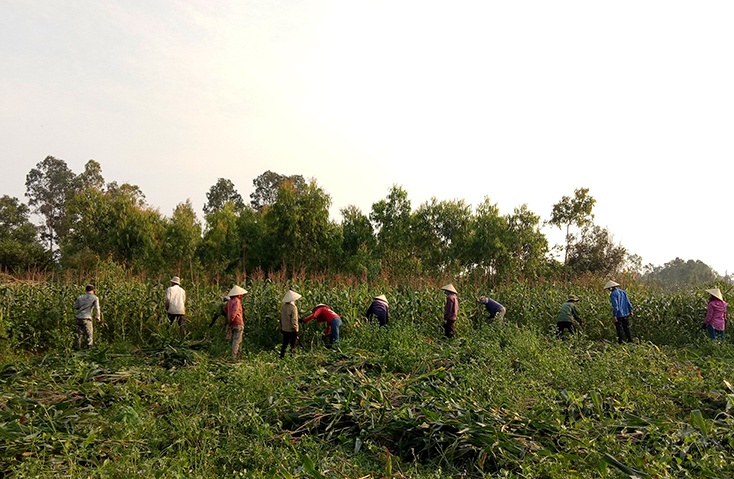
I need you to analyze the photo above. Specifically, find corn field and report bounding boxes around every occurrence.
[1,271,733,477]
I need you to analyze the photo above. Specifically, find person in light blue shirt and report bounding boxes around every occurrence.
[605,280,633,344]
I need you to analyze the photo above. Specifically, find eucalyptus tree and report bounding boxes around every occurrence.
[250,170,306,212]
[262,179,333,275]
[340,205,377,278]
[24,156,77,251]
[369,185,415,278]
[63,181,166,272]
[199,202,243,282]
[566,224,627,277]
[549,187,596,263]
[412,198,472,276]
[75,159,105,191]
[0,195,51,270]
[164,200,202,277]
[203,178,245,214]
[504,205,549,279]
[466,197,510,279]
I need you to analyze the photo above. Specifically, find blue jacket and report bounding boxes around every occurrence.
[479,297,504,318]
[610,288,632,318]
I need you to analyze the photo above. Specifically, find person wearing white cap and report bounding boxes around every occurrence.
[440,284,459,338]
[165,276,186,337]
[280,290,302,358]
[604,280,633,344]
[704,288,728,341]
[225,285,248,358]
[366,294,389,327]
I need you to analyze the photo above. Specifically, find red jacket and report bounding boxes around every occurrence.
[303,306,339,336]
[225,297,244,327]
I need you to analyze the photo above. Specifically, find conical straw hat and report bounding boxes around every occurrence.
[282,290,302,303]
[705,288,723,301]
[441,284,457,294]
[604,280,620,290]
[374,294,388,304]
[228,285,248,297]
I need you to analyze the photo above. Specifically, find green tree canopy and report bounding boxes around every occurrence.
[467,197,510,279]
[63,181,165,272]
[644,258,719,291]
[0,195,51,271]
[203,178,245,214]
[25,156,77,250]
[199,202,243,282]
[250,170,306,212]
[412,198,472,276]
[549,187,596,263]
[262,179,334,275]
[566,224,627,277]
[164,200,202,276]
[370,185,414,277]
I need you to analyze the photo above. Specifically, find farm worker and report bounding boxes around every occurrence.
[556,295,582,339]
[302,304,343,347]
[366,294,389,327]
[280,290,302,358]
[441,284,459,338]
[73,284,101,349]
[165,276,186,337]
[704,288,728,341]
[477,295,506,322]
[604,280,633,344]
[225,285,248,358]
[208,295,230,328]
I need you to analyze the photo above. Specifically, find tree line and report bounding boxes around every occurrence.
[0,155,723,287]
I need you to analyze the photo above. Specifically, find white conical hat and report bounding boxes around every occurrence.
[374,294,388,304]
[604,280,620,290]
[440,283,457,294]
[706,288,723,301]
[228,285,248,297]
[282,290,302,303]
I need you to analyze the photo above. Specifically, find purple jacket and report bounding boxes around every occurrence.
[705,299,728,330]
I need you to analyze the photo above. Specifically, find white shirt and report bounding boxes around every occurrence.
[166,284,186,315]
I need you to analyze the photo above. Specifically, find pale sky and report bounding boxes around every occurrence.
[2,1,733,275]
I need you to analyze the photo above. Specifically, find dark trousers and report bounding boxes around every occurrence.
[556,321,574,339]
[280,331,297,358]
[167,313,185,336]
[614,316,632,344]
[444,319,455,338]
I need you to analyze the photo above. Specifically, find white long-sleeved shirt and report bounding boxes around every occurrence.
[166,285,186,315]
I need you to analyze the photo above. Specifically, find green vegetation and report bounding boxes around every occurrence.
[2,156,732,476]
[2,275,733,477]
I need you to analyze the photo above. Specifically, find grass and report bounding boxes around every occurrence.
[2,320,734,478]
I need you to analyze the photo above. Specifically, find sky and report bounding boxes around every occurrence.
[1,1,733,275]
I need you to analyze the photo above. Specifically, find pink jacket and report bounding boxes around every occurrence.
[225,297,244,327]
[705,299,728,330]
